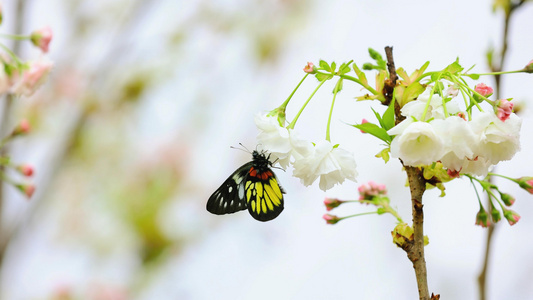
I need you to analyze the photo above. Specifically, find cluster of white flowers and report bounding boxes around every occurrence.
[255,113,358,191]
[388,89,521,176]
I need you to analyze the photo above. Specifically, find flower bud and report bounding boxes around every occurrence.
[17,164,34,177]
[15,183,35,198]
[303,62,316,74]
[500,193,515,206]
[358,181,387,200]
[517,176,533,194]
[490,208,501,223]
[11,119,31,136]
[495,99,513,122]
[323,197,343,211]
[524,60,533,74]
[323,213,340,224]
[503,209,520,226]
[475,205,491,228]
[391,223,414,247]
[474,83,494,97]
[30,26,53,53]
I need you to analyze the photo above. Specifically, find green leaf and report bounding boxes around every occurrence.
[333,78,343,93]
[443,58,464,74]
[382,99,396,130]
[434,81,444,94]
[319,60,331,72]
[352,122,392,143]
[396,67,409,81]
[330,61,337,72]
[352,63,367,85]
[370,107,384,126]
[315,73,333,82]
[396,82,425,106]
[375,148,390,163]
[465,73,480,80]
[338,63,351,75]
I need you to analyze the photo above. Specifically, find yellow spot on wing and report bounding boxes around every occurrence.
[246,188,252,203]
[264,184,280,206]
[270,178,282,198]
[264,192,274,210]
[256,182,263,198]
[261,199,267,213]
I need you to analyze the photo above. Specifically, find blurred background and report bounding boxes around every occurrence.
[0,0,532,299]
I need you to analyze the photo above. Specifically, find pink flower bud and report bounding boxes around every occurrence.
[303,62,316,74]
[495,99,513,122]
[323,213,340,224]
[323,197,343,211]
[11,119,31,136]
[491,208,501,223]
[475,206,491,228]
[503,209,520,226]
[524,60,533,73]
[17,164,34,177]
[358,181,387,200]
[30,26,53,53]
[500,193,515,206]
[517,176,533,194]
[16,183,35,198]
[474,83,494,97]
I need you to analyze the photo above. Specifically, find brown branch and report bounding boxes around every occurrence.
[404,165,430,300]
[385,46,433,300]
[478,2,525,299]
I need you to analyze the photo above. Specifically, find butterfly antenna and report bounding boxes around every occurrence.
[230,143,251,154]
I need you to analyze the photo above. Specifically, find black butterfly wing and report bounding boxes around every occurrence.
[245,168,285,222]
[206,162,252,215]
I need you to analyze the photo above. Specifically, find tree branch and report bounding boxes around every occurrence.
[478,2,525,299]
[385,46,433,300]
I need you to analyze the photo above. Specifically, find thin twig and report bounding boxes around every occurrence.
[477,2,526,299]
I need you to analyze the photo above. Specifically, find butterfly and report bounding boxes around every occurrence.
[207,150,285,221]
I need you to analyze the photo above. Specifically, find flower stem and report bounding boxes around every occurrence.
[339,211,378,220]
[0,33,29,41]
[470,69,524,76]
[326,83,339,141]
[279,74,308,111]
[287,80,325,129]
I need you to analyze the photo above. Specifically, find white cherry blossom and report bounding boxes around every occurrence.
[255,113,312,168]
[388,120,444,166]
[292,140,357,191]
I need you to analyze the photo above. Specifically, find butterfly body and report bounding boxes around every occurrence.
[207,150,285,221]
